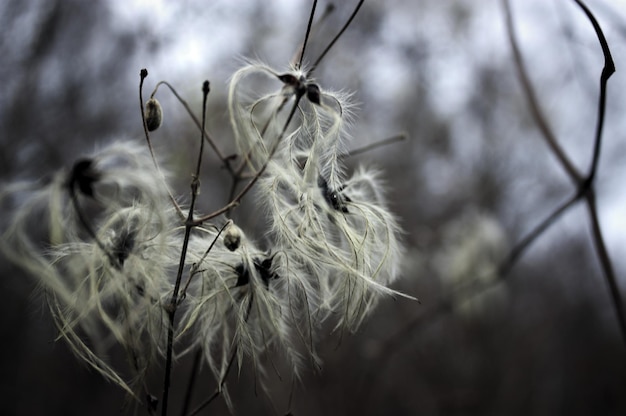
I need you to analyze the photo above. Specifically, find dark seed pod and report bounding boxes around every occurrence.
[278,73,300,87]
[69,158,100,198]
[306,83,321,105]
[253,256,279,288]
[234,255,279,289]
[144,97,163,131]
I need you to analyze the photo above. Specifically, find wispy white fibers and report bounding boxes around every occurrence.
[246,63,408,332]
[178,226,309,410]
[228,61,294,173]
[0,140,180,396]
[1,34,412,410]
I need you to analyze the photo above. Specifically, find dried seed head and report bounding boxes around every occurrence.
[144,97,163,132]
[223,223,243,251]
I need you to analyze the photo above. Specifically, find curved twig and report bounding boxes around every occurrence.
[139,70,185,219]
[502,0,582,184]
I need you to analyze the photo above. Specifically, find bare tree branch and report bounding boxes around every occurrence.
[502,0,583,184]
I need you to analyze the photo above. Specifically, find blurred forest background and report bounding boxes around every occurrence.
[1,0,626,415]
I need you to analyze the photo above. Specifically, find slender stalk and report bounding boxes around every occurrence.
[181,220,232,300]
[584,189,626,345]
[180,349,202,416]
[570,0,624,346]
[187,348,238,416]
[297,0,317,70]
[151,81,235,176]
[187,294,254,416]
[161,81,211,416]
[572,0,615,182]
[502,0,582,184]
[499,192,579,276]
[341,133,407,160]
[139,69,185,219]
[309,0,365,74]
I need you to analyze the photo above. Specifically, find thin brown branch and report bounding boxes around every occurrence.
[161,81,212,416]
[152,80,234,175]
[502,0,583,184]
[573,0,616,183]
[500,192,580,276]
[180,349,202,416]
[187,347,238,416]
[297,0,317,70]
[341,133,407,160]
[584,189,626,345]
[571,0,625,346]
[309,0,365,74]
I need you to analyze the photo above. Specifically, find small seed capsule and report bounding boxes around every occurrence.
[144,97,163,131]
[223,223,243,251]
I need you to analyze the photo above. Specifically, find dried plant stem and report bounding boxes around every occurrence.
[139,69,185,219]
[161,81,211,416]
[227,95,289,202]
[341,133,407,160]
[502,1,582,184]
[151,81,235,176]
[181,220,232,300]
[176,92,304,416]
[297,0,317,70]
[180,349,202,416]
[309,0,365,75]
[291,2,336,68]
[161,222,192,416]
[574,0,615,183]
[187,347,238,416]
[499,192,579,276]
[584,190,626,344]
[187,294,255,416]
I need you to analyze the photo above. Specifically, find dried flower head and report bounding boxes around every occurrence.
[0,140,181,396]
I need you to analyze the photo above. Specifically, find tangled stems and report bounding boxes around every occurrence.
[1,3,411,415]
